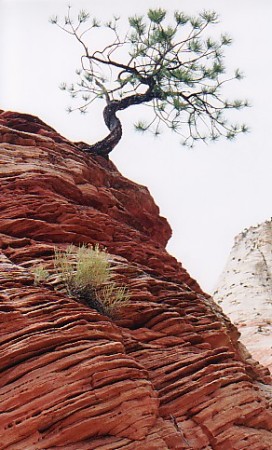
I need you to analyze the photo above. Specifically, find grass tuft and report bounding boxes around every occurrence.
[53,244,130,316]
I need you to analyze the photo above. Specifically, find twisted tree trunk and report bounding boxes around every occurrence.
[85,101,122,159]
[82,88,156,159]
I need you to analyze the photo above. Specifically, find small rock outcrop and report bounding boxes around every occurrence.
[214,220,272,373]
[0,111,271,449]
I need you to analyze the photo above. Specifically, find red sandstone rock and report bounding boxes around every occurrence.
[0,110,271,449]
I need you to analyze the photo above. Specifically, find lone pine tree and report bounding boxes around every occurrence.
[50,7,249,158]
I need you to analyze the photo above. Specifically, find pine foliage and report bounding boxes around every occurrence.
[50,6,249,148]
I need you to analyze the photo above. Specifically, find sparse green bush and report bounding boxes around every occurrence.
[54,245,110,294]
[53,244,130,315]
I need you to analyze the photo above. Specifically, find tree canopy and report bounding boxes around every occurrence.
[50,6,249,158]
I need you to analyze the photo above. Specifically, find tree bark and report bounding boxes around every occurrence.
[85,102,122,159]
[82,88,156,159]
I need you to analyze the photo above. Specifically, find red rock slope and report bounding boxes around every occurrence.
[0,110,271,449]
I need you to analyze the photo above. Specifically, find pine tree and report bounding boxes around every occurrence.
[50,7,249,158]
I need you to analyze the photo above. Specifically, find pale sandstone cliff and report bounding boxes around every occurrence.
[214,220,272,373]
[0,111,271,449]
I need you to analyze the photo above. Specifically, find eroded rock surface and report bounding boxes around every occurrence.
[214,220,272,373]
[0,110,271,449]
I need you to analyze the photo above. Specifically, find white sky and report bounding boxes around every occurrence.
[1,0,271,293]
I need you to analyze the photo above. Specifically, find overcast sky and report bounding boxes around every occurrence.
[1,0,271,293]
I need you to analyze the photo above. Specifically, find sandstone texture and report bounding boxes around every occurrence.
[0,110,271,449]
[214,220,272,373]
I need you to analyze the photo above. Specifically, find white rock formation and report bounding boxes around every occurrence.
[213,219,272,372]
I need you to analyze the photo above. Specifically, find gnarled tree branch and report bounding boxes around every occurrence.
[84,87,157,158]
[51,7,248,158]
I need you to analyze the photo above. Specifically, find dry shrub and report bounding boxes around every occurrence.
[53,244,130,315]
[32,265,50,285]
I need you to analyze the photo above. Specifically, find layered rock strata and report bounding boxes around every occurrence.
[214,220,272,373]
[0,110,271,449]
